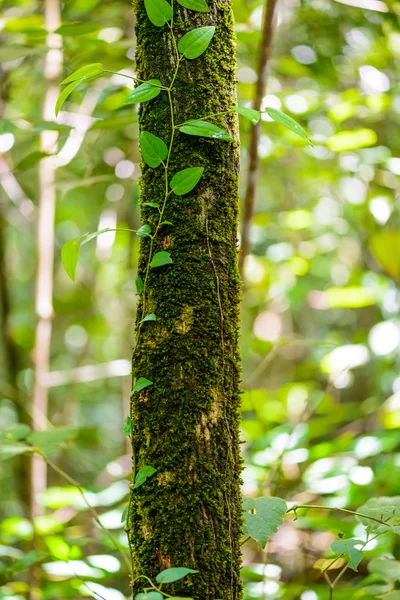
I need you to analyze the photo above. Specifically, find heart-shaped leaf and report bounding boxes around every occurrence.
[156,567,198,584]
[136,224,152,238]
[122,80,162,105]
[331,539,364,571]
[131,377,153,394]
[178,26,215,59]
[144,0,173,26]
[180,120,233,142]
[140,131,168,168]
[150,251,172,268]
[243,496,287,549]
[170,167,204,195]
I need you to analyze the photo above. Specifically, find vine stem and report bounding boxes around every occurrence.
[40,452,132,572]
[286,504,393,527]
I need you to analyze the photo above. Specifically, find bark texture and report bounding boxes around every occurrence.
[129,1,242,599]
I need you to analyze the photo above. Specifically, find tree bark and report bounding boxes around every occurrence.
[129,2,243,599]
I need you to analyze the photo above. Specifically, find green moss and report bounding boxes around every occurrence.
[129,1,242,599]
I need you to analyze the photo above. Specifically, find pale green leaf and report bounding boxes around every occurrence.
[140,131,168,168]
[61,238,81,281]
[0,424,31,441]
[176,0,209,10]
[55,80,81,117]
[150,251,172,268]
[243,496,287,548]
[180,120,234,142]
[27,427,78,451]
[136,224,152,238]
[331,539,364,571]
[156,567,198,584]
[178,27,215,59]
[61,63,103,84]
[231,105,260,124]
[122,80,162,105]
[144,0,173,26]
[170,167,204,195]
[131,377,153,394]
[264,107,313,146]
[0,440,32,460]
[121,503,129,523]
[123,416,132,436]
[56,22,100,36]
[80,227,111,245]
[368,557,400,582]
[136,592,163,600]
[134,465,157,489]
[144,202,160,208]
[141,313,156,322]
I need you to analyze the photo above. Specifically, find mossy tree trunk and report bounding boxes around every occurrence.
[129,1,242,598]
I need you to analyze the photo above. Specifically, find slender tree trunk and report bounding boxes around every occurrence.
[129,2,243,599]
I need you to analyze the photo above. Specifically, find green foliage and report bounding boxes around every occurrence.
[123,416,132,436]
[122,80,162,105]
[179,120,234,142]
[176,0,209,11]
[155,567,198,583]
[331,538,364,571]
[134,465,157,489]
[144,0,173,26]
[231,105,260,124]
[131,377,153,394]
[243,496,287,548]
[140,131,169,168]
[170,167,204,195]
[178,27,215,59]
[150,251,172,268]
[264,107,313,145]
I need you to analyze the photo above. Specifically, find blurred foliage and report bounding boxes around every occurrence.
[1,0,400,598]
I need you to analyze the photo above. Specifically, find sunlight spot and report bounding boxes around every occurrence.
[291,45,317,64]
[354,436,382,458]
[350,466,374,485]
[369,321,400,356]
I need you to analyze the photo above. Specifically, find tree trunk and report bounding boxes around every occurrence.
[128,1,242,599]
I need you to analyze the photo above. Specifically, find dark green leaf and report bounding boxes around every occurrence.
[156,567,198,584]
[131,377,153,394]
[55,80,81,117]
[134,465,157,489]
[123,416,132,436]
[136,224,152,238]
[122,80,162,105]
[170,167,204,195]
[140,131,168,168]
[178,27,215,59]
[176,0,209,10]
[231,105,260,124]
[150,251,172,268]
[61,238,81,281]
[61,63,104,85]
[243,496,287,548]
[331,539,364,571]
[180,120,234,142]
[144,0,173,26]
[136,275,144,294]
[264,107,313,146]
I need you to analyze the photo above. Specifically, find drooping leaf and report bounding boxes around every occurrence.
[331,539,364,571]
[0,440,32,461]
[131,377,153,395]
[122,80,162,105]
[144,0,173,27]
[243,496,287,548]
[180,120,234,142]
[134,465,157,489]
[141,313,157,322]
[55,80,81,116]
[123,416,132,436]
[370,231,400,279]
[27,427,78,452]
[264,107,313,145]
[176,0,209,10]
[150,251,172,268]
[0,424,31,441]
[231,105,260,124]
[156,567,198,584]
[170,167,204,195]
[136,224,152,238]
[61,238,81,281]
[178,27,215,59]
[140,131,168,168]
[136,275,144,294]
[80,227,111,246]
[61,63,104,85]
[121,503,129,523]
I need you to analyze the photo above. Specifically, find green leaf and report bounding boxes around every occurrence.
[331,539,364,571]
[370,231,400,279]
[231,105,260,125]
[144,0,173,26]
[264,107,313,146]
[55,22,100,36]
[134,465,157,489]
[122,80,162,105]
[178,27,215,60]
[121,503,129,523]
[123,416,132,436]
[368,557,400,582]
[170,167,204,195]
[0,440,32,461]
[27,427,78,452]
[9,551,47,575]
[15,151,53,171]
[150,251,172,268]
[0,424,31,441]
[61,238,81,281]
[243,496,287,548]
[80,228,111,246]
[140,131,168,168]
[180,120,234,142]
[136,224,152,238]
[356,497,400,534]
[176,0,209,10]
[136,593,164,600]
[61,63,104,85]
[136,275,144,294]
[144,202,160,208]
[131,377,153,394]
[156,567,198,584]
[55,80,81,117]
[141,313,157,322]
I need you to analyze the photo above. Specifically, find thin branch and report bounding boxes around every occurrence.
[287,504,393,527]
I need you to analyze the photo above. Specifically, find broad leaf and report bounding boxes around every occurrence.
[134,465,157,489]
[0,424,31,441]
[264,107,313,146]
[144,0,173,27]
[141,313,157,322]
[136,593,163,600]
[0,440,32,460]
[180,120,234,142]
[331,539,364,571]
[15,151,53,171]
[55,80,81,116]
[61,63,103,84]
[170,167,204,195]
[121,503,129,523]
[156,567,198,584]
[27,427,78,452]
[136,275,144,294]
[231,105,260,124]
[178,27,215,60]
[370,231,400,279]
[176,0,209,10]
[122,80,162,105]
[356,497,400,534]
[131,377,153,394]
[123,416,132,436]
[368,557,400,582]
[140,131,168,168]
[150,251,172,268]
[243,496,287,548]
[61,238,81,281]
[136,224,152,238]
